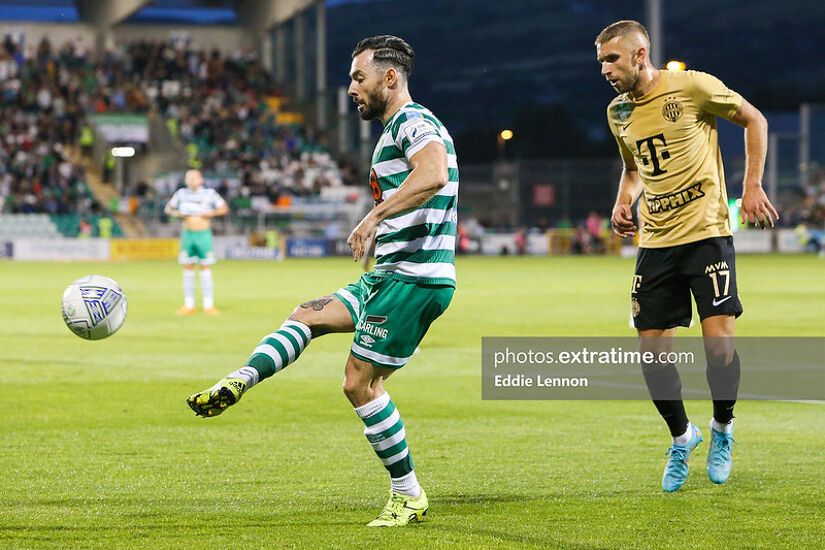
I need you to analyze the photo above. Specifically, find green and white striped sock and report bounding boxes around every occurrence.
[355,392,421,497]
[225,320,312,389]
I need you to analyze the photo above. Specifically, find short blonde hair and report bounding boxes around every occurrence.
[595,20,650,45]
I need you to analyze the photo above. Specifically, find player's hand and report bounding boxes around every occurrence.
[740,186,779,229]
[348,214,378,262]
[361,235,376,272]
[611,203,637,237]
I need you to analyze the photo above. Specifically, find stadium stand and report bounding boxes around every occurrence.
[0,31,351,237]
[0,213,61,238]
[118,40,345,205]
[0,35,127,236]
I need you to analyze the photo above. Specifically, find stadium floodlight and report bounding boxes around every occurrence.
[499,130,514,141]
[666,60,686,71]
[111,146,136,158]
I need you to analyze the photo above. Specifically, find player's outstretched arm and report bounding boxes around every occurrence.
[730,99,779,228]
[611,161,643,238]
[348,141,448,261]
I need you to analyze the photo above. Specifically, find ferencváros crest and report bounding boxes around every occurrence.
[614,102,633,122]
[662,97,684,122]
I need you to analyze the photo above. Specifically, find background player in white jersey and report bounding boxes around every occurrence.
[164,169,228,315]
[187,35,458,527]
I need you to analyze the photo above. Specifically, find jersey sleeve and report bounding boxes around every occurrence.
[689,71,743,121]
[393,112,443,161]
[167,189,181,209]
[209,189,227,210]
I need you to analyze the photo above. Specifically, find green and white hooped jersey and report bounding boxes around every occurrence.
[167,186,226,216]
[370,102,458,287]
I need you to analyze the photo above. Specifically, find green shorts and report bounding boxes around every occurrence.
[335,272,454,369]
[179,229,215,266]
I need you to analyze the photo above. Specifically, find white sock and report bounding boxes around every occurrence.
[391,470,421,498]
[673,423,692,446]
[212,366,260,391]
[200,268,214,309]
[711,418,734,434]
[183,270,196,309]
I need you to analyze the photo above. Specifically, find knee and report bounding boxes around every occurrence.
[287,308,330,338]
[342,376,362,400]
[287,297,336,337]
[342,374,371,404]
[705,346,734,368]
[288,304,312,325]
[342,356,383,406]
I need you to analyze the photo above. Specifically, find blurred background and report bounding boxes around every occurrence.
[0,0,823,261]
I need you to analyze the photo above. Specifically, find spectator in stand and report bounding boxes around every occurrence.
[514,228,528,255]
[586,210,605,253]
[572,225,591,255]
[78,217,92,238]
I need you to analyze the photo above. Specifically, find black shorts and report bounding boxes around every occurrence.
[631,236,743,330]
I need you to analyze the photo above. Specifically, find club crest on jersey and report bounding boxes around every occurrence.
[662,97,684,122]
[614,102,633,122]
[631,298,641,318]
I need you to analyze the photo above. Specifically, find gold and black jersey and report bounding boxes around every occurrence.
[607,70,743,247]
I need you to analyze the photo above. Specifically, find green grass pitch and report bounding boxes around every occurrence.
[1,255,823,549]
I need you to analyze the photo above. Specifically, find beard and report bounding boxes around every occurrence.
[357,88,388,121]
[617,66,641,94]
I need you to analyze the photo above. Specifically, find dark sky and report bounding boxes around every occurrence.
[325,0,825,154]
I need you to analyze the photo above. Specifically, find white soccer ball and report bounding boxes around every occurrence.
[61,275,128,340]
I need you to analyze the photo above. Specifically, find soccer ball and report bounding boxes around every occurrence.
[62,275,128,340]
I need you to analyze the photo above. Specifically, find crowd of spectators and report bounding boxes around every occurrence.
[0,36,98,214]
[119,39,346,203]
[782,171,825,227]
[0,33,347,217]
[785,170,825,253]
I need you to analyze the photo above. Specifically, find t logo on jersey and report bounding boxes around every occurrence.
[636,133,670,176]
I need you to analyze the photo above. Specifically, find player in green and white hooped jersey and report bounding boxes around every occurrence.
[164,169,228,315]
[187,35,456,526]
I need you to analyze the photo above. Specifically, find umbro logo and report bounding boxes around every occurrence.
[360,334,375,346]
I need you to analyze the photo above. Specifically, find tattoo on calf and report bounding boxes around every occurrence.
[300,297,334,311]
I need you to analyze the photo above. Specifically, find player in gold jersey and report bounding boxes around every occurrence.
[596,20,778,492]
